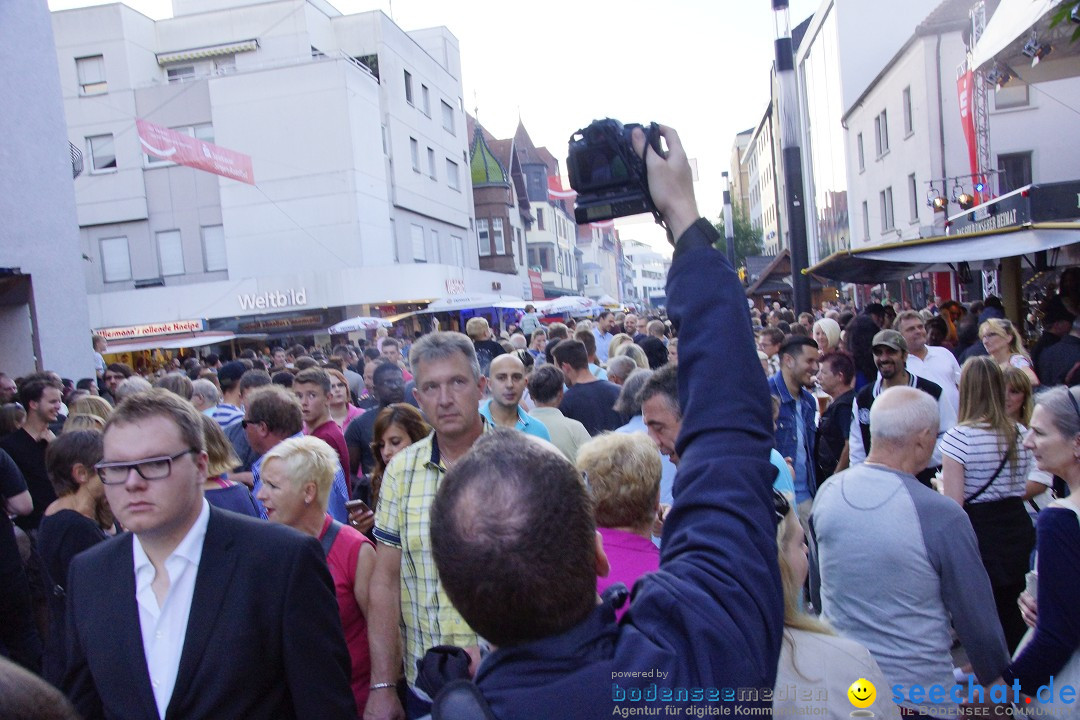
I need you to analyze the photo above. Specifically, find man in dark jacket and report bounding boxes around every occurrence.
[427,124,782,717]
[815,350,856,484]
[769,336,820,511]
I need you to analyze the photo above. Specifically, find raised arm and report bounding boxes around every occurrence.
[628,126,782,687]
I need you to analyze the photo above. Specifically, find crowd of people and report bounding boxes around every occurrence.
[0,123,1078,720]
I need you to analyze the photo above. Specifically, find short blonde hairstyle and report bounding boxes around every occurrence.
[465,316,490,341]
[812,318,841,351]
[72,395,113,422]
[62,413,106,433]
[617,343,649,370]
[260,436,337,512]
[576,432,660,530]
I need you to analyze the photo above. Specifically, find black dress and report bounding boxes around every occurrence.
[37,508,107,685]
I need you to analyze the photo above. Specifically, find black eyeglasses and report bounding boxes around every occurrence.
[241,418,264,429]
[1067,391,1080,424]
[773,489,791,526]
[95,449,196,485]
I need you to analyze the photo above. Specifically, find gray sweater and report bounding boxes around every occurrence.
[809,463,1009,710]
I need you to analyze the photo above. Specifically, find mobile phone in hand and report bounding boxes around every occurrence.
[345,499,371,514]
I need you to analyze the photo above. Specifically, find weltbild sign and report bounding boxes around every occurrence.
[238,288,308,311]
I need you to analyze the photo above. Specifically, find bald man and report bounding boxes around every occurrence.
[479,354,551,440]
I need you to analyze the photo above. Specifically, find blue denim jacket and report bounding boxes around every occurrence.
[768,372,818,502]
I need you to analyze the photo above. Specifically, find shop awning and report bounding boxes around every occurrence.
[156,40,259,65]
[105,331,240,354]
[807,222,1080,283]
[807,181,1080,283]
[418,294,528,313]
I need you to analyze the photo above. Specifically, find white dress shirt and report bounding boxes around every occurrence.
[906,345,961,412]
[132,499,211,719]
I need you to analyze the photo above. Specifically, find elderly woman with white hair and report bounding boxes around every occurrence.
[812,318,842,354]
[257,436,376,716]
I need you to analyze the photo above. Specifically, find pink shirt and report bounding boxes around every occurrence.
[596,527,660,621]
[319,515,374,715]
[308,420,351,481]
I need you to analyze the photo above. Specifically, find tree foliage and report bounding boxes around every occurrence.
[712,203,763,268]
[1049,2,1080,43]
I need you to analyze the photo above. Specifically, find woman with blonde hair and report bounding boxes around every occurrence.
[812,318,841,354]
[617,343,649,370]
[607,333,633,361]
[61,414,105,433]
[257,436,375,715]
[576,432,661,621]
[980,318,1038,387]
[772,500,899,718]
[942,355,1035,651]
[71,395,112,422]
[199,414,259,517]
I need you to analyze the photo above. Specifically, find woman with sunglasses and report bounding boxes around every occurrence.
[999,387,1080,712]
[980,318,1039,387]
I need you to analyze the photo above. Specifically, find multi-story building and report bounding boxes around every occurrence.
[467,115,530,296]
[729,128,754,216]
[576,223,622,303]
[622,238,671,309]
[746,106,783,256]
[514,123,579,297]
[1,1,94,377]
[52,0,517,346]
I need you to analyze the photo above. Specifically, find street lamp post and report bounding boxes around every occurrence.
[772,0,812,313]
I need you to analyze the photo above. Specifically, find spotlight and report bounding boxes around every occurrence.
[957,193,976,210]
[1022,32,1051,66]
[986,66,1010,90]
[927,186,948,212]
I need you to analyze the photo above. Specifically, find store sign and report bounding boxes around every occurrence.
[237,288,308,311]
[137,119,254,185]
[97,319,205,340]
[237,313,326,333]
[445,279,466,295]
[529,270,545,300]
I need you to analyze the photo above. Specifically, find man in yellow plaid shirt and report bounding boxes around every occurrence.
[367,331,488,720]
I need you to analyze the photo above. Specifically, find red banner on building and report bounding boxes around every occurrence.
[137,119,254,185]
[956,71,979,181]
[528,270,545,300]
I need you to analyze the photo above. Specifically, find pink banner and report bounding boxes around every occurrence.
[137,119,254,185]
[528,270,545,300]
[956,72,979,182]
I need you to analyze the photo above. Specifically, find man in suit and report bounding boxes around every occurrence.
[63,389,355,720]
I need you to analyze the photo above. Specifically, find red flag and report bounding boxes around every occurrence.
[137,119,254,185]
[956,72,979,182]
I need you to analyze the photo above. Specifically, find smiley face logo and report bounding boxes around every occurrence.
[847,678,876,709]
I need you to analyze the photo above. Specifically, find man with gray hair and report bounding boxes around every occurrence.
[810,386,1008,715]
[605,355,637,386]
[367,331,488,720]
[615,368,675,515]
[189,378,220,415]
[526,365,590,462]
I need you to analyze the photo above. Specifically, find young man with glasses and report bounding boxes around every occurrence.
[63,388,355,720]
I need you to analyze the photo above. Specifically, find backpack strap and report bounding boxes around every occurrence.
[320,519,344,557]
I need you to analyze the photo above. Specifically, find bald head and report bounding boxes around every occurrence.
[488,353,528,411]
[867,386,939,474]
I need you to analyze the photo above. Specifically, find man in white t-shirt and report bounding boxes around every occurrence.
[895,311,960,412]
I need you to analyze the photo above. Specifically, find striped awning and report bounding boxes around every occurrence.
[157,39,258,66]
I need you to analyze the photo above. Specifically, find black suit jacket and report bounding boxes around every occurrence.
[63,506,356,720]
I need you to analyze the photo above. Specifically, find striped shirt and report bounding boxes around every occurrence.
[372,429,482,689]
[210,403,244,429]
[941,423,1033,503]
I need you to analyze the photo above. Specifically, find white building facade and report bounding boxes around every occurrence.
[53,0,513,342]
[622,239,671,309]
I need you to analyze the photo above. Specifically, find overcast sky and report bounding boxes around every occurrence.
[48,0,821,253]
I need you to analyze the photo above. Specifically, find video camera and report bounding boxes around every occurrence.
[566,119,664,225]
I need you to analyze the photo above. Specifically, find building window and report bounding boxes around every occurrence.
[862,201,870,241]
[76,55,107,95]
[536,208,545,231]
[874,110,889,157]
[145,124,213,166]
[427,147,436,179]
[404,70,413,104]
[451,234,465,267]
[994,83,1030,111]
[477,219,490,256]
[908,173,918,223]
[997,152,1032,193]
[411,223,426,262]
[381,125,389,155]
[421,85,430,116]
[441,100,455,134]
[157,230,185,276]
[202,225,226,271]
[446,159,460,190]
[410,138,420,172]
[430,229,440,263]
[100,236,131,282]
[880,187,894,231]
[87,134,116,172]
[167,64,197,83]
[493,218,505,254]
[903,87,913,136]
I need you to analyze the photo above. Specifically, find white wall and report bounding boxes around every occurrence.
[1,1,95,377]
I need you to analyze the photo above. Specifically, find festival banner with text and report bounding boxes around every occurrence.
[136,119,254,185]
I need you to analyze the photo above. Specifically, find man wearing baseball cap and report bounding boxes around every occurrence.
[848,329,957,486]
